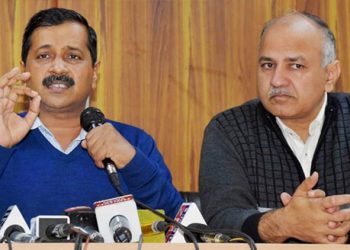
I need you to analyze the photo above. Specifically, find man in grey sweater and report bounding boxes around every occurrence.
[200,11,350,244]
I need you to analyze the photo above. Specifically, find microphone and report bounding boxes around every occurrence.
[0,205,37,243]
[186,223,231,243]
[30,215,70,242]
[46,223,74,240]
[94,194,142,243]
[46,223,104,243]
[199,232,231,243]
[109,215,132,242]
[80,226,104,243]
[80,107,119,186]
[141,221,169,236]
[3,225,38,243]
[64,206,104,242]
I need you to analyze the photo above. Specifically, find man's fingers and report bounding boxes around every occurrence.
[322,195,350,209]
[0,68,20,87]
[24,94,40,128]
[327,208,350,224]
[280,192,292,206]
[0,68,30,88]
[294,172,319,196]
[307,189,326,198]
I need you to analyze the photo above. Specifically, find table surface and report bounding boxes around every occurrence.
[1,243,350,250]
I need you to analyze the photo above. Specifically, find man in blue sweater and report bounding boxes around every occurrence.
[0,8,182,223]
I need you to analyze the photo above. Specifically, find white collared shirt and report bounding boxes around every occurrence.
[276,93,327,177]
[31,117,87,154]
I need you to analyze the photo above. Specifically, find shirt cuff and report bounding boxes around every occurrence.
[241,212,265,243]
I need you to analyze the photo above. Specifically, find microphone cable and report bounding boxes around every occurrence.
[74,233,83,250]
[137,233,143,250]
[0,236,12,250]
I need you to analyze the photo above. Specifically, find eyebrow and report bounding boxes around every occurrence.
[258,56,273,63]
[66,46,84,54]
[35,44,84,54]
[258,56,305,63]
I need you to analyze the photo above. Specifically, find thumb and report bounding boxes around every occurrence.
[24,90,40,128]
[81,139,87,149]
[293,171,319,196]
[280,192,292,206]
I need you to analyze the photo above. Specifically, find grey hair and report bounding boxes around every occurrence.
[260,11,336,67]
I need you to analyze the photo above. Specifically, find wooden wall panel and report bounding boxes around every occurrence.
[1,0,350,191]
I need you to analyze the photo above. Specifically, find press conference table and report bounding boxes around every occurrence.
[1,243,350,250]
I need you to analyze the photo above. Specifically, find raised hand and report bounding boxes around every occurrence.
[0,67,41,147]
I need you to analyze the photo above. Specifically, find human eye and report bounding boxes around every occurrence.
[36,53,50,60]
[291,63,304,70]
[67,54,81,60]
[260,62,274,70]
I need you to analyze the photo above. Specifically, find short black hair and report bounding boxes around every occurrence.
[21,7,97,65]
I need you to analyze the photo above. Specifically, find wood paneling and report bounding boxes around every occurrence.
[1,0,350,191]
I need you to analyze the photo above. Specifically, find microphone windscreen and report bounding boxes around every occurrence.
[80,107,105,132]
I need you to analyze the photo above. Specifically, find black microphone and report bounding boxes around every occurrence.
[80,226,104,243]
[46,223,104,243]
[80,107,120,190]
[64,206,104,243]
[186,223,231,243]
[141,221,169,236]
[45,223,74,240]
[3,225,38,243]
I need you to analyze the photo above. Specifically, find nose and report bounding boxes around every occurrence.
[49,57,69,75]
[270,65,289,87]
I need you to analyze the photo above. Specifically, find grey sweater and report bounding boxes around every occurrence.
[199,92,350,242]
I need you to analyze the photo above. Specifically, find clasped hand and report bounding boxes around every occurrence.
[280,172,350,243]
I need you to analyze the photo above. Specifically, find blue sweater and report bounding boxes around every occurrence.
[0,119,182,223]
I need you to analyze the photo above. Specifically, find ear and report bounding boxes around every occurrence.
[92,61,100,90]
[20,61,25,71]
[325,60,341,92]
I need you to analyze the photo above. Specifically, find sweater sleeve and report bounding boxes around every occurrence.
[199,120,263,240]
[117,131,183,218]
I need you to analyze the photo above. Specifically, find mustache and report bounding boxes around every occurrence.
[42,75,75,88]
[268,87,294,98]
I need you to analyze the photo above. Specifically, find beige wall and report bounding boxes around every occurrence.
[1,0,350,191]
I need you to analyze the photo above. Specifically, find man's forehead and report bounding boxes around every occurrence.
[264,14,323,37]
[29,23,89,49]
